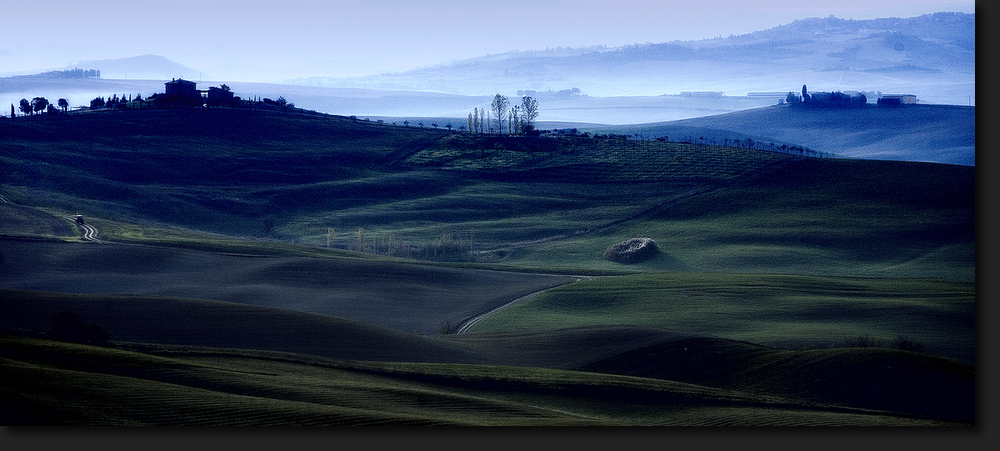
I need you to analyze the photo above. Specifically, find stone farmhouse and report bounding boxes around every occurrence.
[154,78,235,108]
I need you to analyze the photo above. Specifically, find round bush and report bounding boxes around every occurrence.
[604,238,659,264]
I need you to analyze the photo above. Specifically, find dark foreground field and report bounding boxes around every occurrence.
[0,108,975,426]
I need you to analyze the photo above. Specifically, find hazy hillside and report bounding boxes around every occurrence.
[0,54,203,82]
[298,13,974,106]
[597,103,976,166]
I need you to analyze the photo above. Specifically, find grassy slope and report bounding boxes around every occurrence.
[610,104,976,166]
[0,334,970,425]
[0,240,578,335]
[0,202,74,239]
[0,108,975,425]
[508,157,974,280]
[3,109,972,279]
[0,109,451,236]
[465,273,975,365]
[1,109,796,250]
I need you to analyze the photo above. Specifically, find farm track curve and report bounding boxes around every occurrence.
[453,275,593,334]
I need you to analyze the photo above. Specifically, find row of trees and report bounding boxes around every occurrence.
[89,93,143,109]
[467,94,540,136]
[7,92,138,117]
[786,84,868,108]
[12,97,69,117]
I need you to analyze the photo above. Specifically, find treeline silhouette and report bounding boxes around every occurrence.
[3,68,101,80]
[786,84,868,108]
[546,129,830,158]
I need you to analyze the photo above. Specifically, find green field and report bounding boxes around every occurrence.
[0,108,975,425]
[467,272,974,364]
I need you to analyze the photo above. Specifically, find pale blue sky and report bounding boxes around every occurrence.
[1,0,977,82]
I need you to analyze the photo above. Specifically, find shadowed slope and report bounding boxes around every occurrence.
[577,337,974,424]
[0,330,971,425]
[0,203,74,239]
[0,288,488,364]
[0,240,576,334]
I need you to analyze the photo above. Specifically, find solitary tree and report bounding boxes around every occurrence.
[19,98,31,116]
[520,96,538,131]
[58,98,69,113]
[491,93,509,135]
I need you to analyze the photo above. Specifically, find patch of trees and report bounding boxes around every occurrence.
[11,96,68,117]
[89,93,140,110]
[262,96,294,108]
[786,84,867,108]
[539,129,828,158]
[5,68,100,79]
[467,94,541,137]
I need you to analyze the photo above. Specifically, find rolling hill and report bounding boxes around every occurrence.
[300,13,974,106]
[0,106,975,425]
[600,103,976,166]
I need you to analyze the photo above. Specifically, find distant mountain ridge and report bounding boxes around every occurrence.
[65,54,204,80]
[1,55,204,81]
[292,12,974,105]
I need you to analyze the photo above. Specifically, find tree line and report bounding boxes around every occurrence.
[467,94,540,136]
[5,88,296,118]
[5,68,100,80]
[786,84,868,108]
[9,97,70,117]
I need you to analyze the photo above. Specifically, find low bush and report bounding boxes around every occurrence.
[604,238,659,264]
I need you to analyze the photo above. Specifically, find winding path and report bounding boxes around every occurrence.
[453,275,592,334]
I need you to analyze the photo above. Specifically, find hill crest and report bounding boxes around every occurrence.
[292,12,974,106]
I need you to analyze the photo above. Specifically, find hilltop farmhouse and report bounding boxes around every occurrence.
[155,78,235,108]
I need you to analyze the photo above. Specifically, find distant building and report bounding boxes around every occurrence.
[158,78,202,108]
[207,86,234,107]
[680,91,725,97]
[165,78,198,98]
[878,94,917,105]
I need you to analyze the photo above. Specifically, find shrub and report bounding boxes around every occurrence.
[604,238,659,264]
